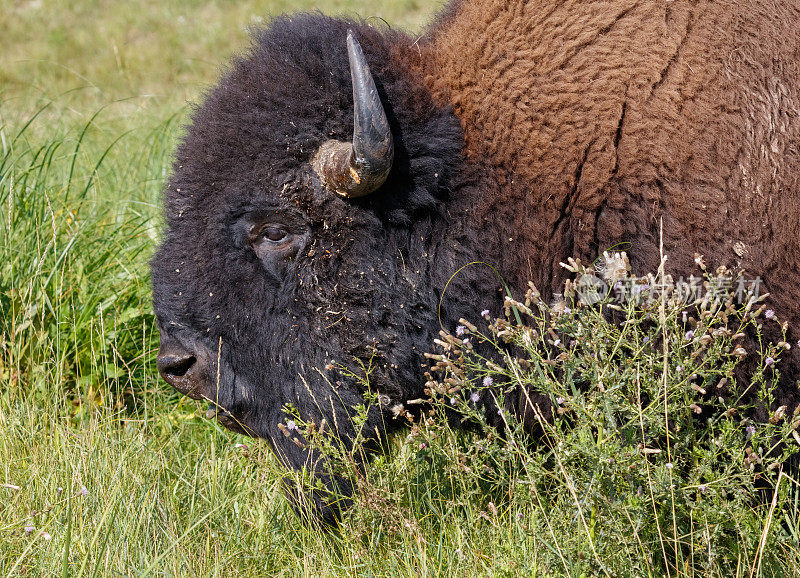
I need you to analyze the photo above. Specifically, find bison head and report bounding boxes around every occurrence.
[151,16,467,523]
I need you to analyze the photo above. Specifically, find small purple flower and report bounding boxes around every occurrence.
[456,325,466,336]
[462,338,470,346]
[765,309,775,319]
[497,408,505,417]
[470,392,480,403]
[746,424,756,439]
[666,462,674,470]
[79,486,88,497]
[286,420,297,431]
[676,365,682,373]
[765,357,775,366]
[483,376,494,387]
[481,309,490,318]
[685,330,695,341]
[24,525,34,534]
[699,485,707,494]
[450,397,457,406]
[643,336,650,344]
[556,397,564,406]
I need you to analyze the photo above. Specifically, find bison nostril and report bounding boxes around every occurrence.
[156,342,210,400]
[158,354,197,379]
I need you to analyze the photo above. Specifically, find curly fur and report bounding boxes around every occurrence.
[151,1,800,522]
[425,0,800,419]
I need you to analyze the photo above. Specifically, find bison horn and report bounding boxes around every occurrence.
[312,30,394,198]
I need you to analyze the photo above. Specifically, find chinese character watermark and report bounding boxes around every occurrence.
[575,273,762,306]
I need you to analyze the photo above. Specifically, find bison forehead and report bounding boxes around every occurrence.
[164,14,462,228]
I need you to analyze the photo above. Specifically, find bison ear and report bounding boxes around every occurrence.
[311,30,394,198]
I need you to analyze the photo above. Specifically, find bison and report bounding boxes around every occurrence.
[151,0,800,523]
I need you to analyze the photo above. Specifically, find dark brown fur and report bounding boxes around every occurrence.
[423,0,800,411]
[429,0,800,298]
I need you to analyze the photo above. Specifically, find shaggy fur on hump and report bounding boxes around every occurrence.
[426,0,800,286]
[152,0,800,521]
[423,0,800,414]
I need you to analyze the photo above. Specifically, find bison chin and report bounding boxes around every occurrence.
[262,395,400,526]
[279,458,356,527]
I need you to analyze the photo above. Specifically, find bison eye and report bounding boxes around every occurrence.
[260,226,289,243]
[242,213,308,279]
[247,220,307,279]
[249,223,292,249]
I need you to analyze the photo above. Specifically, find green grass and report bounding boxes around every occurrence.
[0,0,432,126]
[2,1,800,576]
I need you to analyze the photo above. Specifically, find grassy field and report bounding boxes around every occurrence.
[2,1,800,576]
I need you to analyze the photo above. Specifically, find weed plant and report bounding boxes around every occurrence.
[282,253,800,577]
